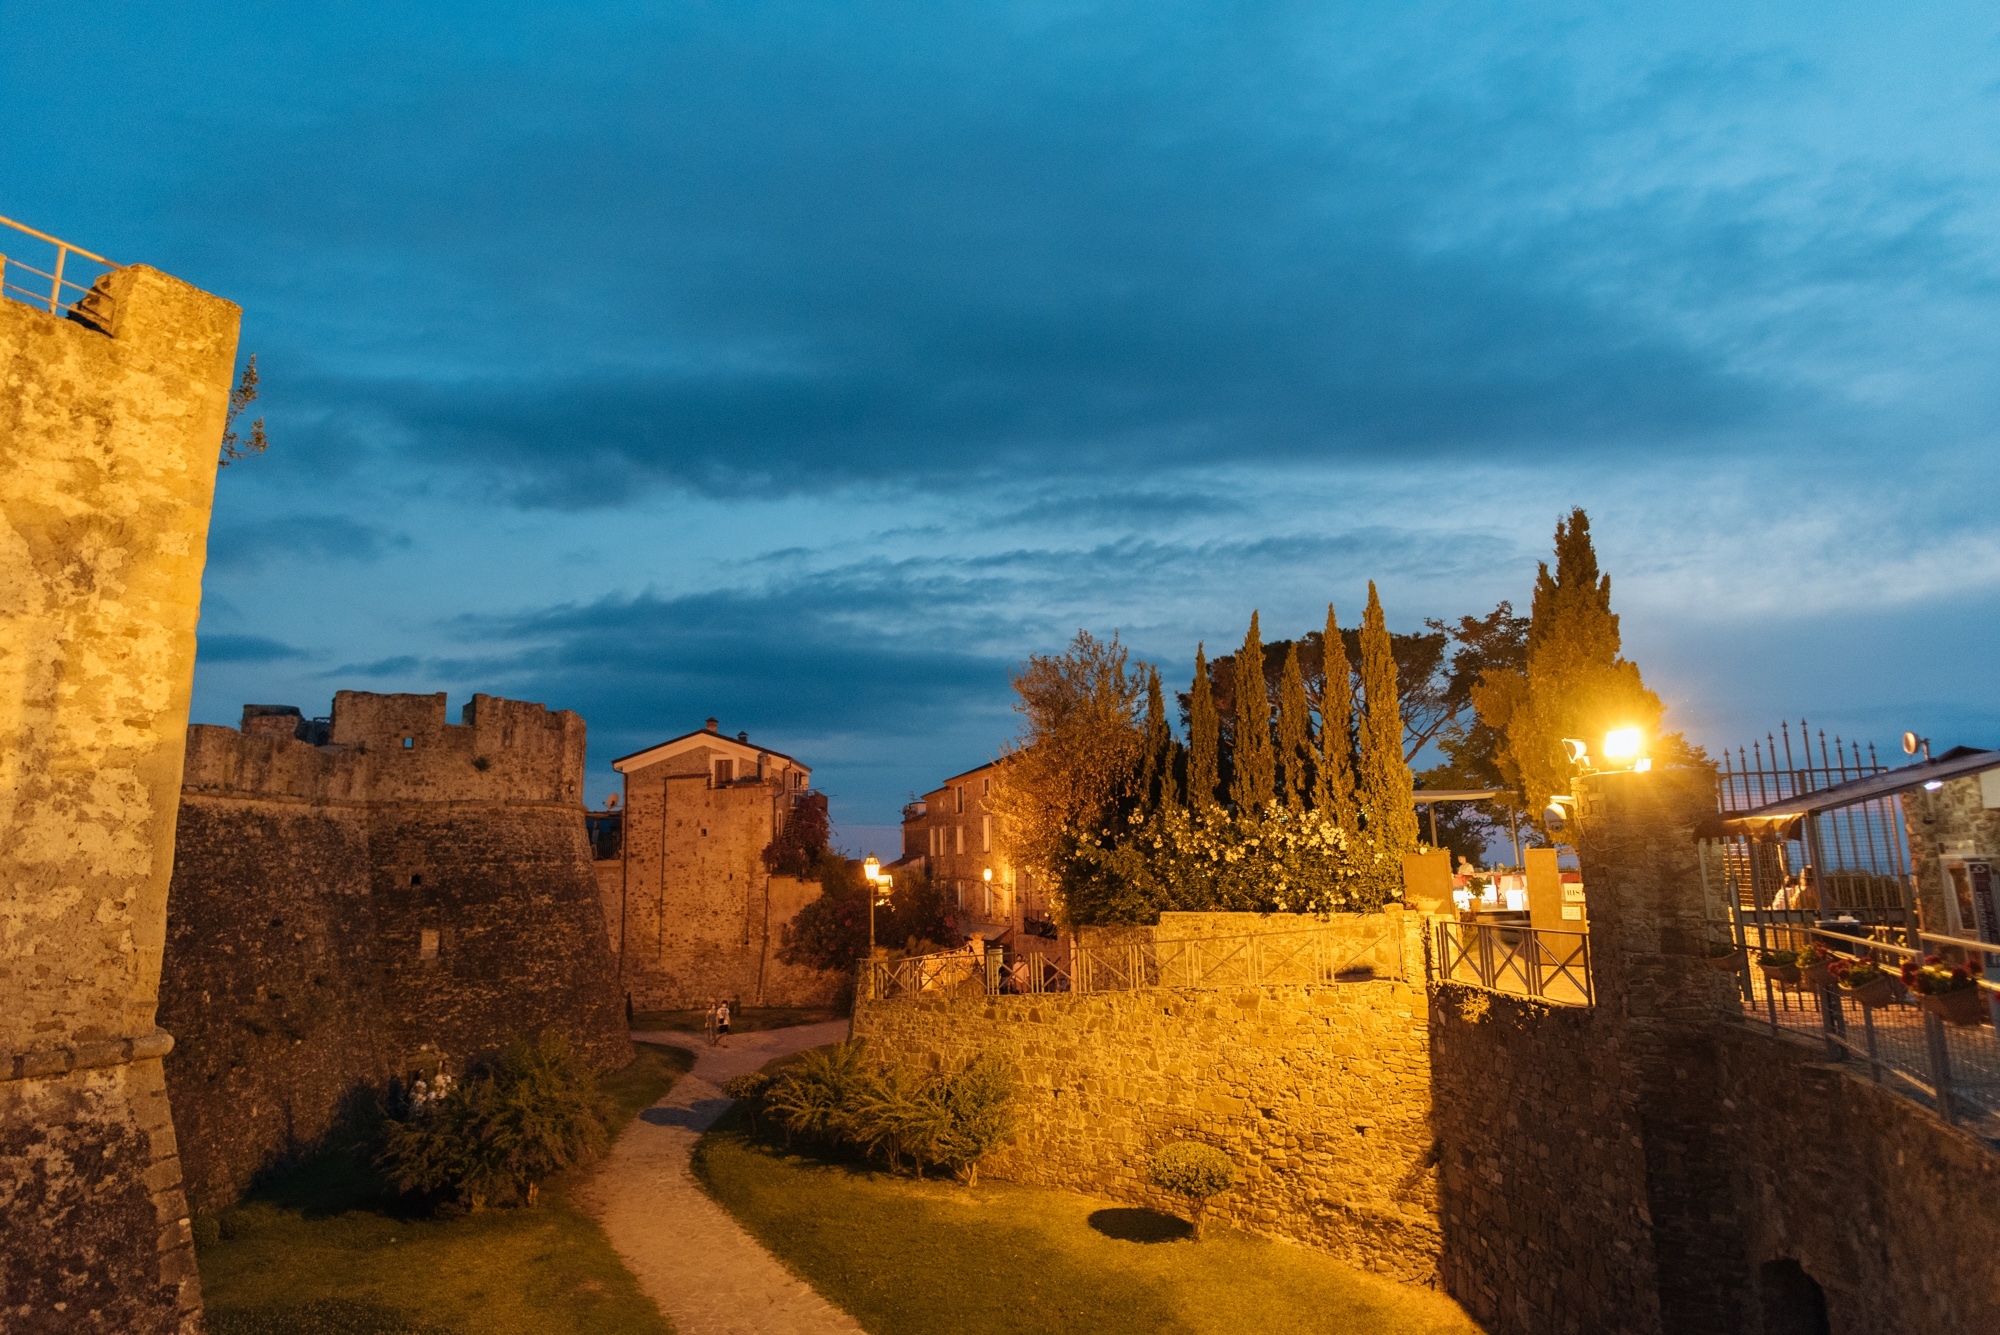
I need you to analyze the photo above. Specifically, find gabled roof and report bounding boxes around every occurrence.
[1717,748,2000,837]
[611,728,804,774]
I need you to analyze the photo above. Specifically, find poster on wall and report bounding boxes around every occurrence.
[1942,859,2000,1023]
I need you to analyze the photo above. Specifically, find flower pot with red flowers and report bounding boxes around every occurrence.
[1902,955,1989,1027]
[1831,956,1899,1009]
[1759,950,1801,986]
[1797,941,1839,989]
[1705,941,1745,973]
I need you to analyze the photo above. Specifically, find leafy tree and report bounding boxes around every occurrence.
[985,630,1146,899]
[1471,509,1664,829]
[762,793,829,876]
[1148,1141,1234,1240]
[1228,612,1275,813]
[1186,645,1221,813]
[778,849,872,971]
[1312,603,1358,831]
[1274,643,1313,812]
[1357,583,1418,857]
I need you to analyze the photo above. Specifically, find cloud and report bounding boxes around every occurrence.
[198,634,312,663]
[206,514,409,571]
[323,655,423,678]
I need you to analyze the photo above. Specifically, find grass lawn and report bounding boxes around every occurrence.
[196,1041,695,1335]
[693,1063,1483,1335]
[630,1005,845,1034]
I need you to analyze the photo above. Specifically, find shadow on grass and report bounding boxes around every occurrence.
[209,1298,451,1335]
[1088,1207,1192,1243]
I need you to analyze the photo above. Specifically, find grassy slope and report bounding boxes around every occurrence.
[693,1064,1483,1335]
[197,1041,694,1335]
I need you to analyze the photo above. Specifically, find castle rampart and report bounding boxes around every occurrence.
[157,691,631,1211]
[3,263,239,1333]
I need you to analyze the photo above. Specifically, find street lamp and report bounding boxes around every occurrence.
[863,855,891,953]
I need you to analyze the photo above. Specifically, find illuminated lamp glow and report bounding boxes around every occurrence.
[1924,780,1945,791]
[1603,728,1643,760]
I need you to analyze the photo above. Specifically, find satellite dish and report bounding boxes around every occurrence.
[1542,802,1567,833]
[1902,732,1921,756]
[606,793,621,809]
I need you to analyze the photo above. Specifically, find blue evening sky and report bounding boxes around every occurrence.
[7,3,1998,852]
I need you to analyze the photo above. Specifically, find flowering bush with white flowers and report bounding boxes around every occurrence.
[1062,802,1400,925]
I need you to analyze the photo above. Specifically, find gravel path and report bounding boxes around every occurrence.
[581,1021,863,1335]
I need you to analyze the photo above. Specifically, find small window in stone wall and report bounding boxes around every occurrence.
[419,929,439,961]
[403,736,415,749]
[411,874,423,887]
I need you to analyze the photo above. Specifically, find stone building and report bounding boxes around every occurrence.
[3,252,240,1333]
[156,690,632,1211]
[900,760,1059,948]
[603,718,843,1010]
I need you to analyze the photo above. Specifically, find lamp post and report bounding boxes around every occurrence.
[864,855,881,952]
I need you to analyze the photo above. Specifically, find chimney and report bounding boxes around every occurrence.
[705,717,719,733]
[737,730,749,742]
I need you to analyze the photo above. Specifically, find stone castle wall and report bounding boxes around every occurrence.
[613,751,844,1010]
[3,265,241,1334]
[1431,769,2000,1335]
[156,692,632,1210]
[852,910,1439,1280]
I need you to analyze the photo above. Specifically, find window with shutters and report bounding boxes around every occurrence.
[955,825,964,855]
[713,758,733,785]
[981,815,991,853]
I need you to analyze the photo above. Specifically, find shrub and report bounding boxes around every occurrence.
[932,1052,1019,1186]
[852,1063,950,1175]
[1148,1141,1234,1240]
[766,1040,871,1145]
[759,1045,1018,1185]
[376,1032,607,1210]
[722,1071,773,1131]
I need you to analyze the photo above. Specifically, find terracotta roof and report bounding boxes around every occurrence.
[610,727,804,773]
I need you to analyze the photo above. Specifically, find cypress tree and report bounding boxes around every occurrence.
[1276,643,1313,812]
[1470,508,1664,826]
[1137,665,1175,814]
[1187,645,1221,813]
[1358,582,1419,854]
[1228,612,1275,813]
[1313,603,1358,832]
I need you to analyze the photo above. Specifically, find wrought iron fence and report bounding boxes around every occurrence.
[863,919,1407,1003]
[1426,920,1594,1007]
[1715,719,1910,915]
[1,214,119,321]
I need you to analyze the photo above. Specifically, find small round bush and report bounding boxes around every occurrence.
[1148,1141,1234,1240]
[722,1072,772,1101]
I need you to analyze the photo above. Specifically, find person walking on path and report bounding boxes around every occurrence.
[584,1018,858,1335]
[715,999,731,1045]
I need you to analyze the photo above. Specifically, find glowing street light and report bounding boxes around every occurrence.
[1602,728,1642,760]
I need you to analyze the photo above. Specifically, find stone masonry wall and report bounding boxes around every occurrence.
[156,692,631,1210]
[1433,767,2000,1335]
[615,749,844,1010]
[3,265,240,1334]
[853,910,1439,1281]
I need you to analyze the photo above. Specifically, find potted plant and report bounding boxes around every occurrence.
[1759,949,1801,986]
[1830,956,1899,1009]
[1796,940,1839,988]
[1705,940,1745,973]
[1901,955,1989,1027]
